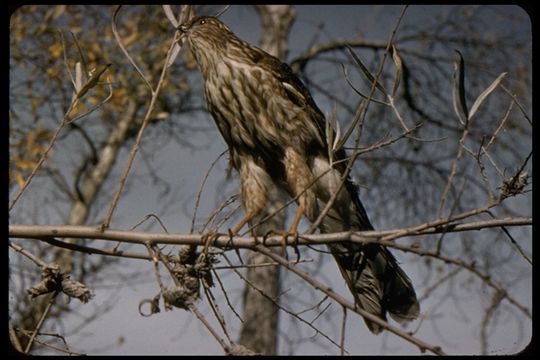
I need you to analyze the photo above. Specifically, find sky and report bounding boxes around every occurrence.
[9,4,531,355]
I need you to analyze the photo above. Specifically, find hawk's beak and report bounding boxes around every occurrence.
[177,24,189,34]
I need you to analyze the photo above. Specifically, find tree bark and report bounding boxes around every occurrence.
[237,5,296,355]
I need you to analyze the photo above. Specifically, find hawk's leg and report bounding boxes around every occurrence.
[229,213,257,236]
[201,231,222,256]
[264,203,303,257]
[201,212,257,255]
[278,148,320,256]
[289,203,304,235]
[201,158,271,254]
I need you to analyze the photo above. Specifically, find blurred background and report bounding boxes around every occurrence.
[9,5,531,355]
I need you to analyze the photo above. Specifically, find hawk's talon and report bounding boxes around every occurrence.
[261,229,274,247]
[263,229,300,259]
[201,231,224,256]
[292,232,301,264]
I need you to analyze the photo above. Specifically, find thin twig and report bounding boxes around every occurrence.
[144,243,166,291]
[9,242,49,268]
[500,225,532,265]
[242,121,420,237]
[309,6,411,232]
[340,306,347,356]
[201,195,241,234]
[23,335,82,356]
[435,177,468,253]
[24,293,58,354]
[418,267,462,302]
[484,99,514,151]
[202,284,233,343]
[500,84,531,125]
[111,6,153,92]
[188,303,230,352]
[471,137,495,201]
[102,19,183,230]
[39,236,156,261]
[485,211,532,265]
[308,123,420,233]
[368,239,531,319]
[213,259,313,270]
[211,267,245,324]
[480,146,505,178]
[67,79,114,124]
[9,100,76,211]
[130,213,170,232]
[437,120,470,218]
[191,150,229,234]
[382,198,501,243]
[480,289,505,355]
[221,253,347,353]
[253,244,445,355]
[57,30,76,90]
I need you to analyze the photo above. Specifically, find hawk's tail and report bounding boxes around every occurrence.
[328,241,420,333]
[315,178,419,333]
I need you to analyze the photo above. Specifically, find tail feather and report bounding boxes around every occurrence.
[313,178,419,333]
[328,242,419,333]
[310,156,419,333]
[382,249,420,324]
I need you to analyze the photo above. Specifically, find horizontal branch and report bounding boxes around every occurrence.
[9,217,531,249]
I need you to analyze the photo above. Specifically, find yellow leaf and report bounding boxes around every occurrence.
[123,31,139,48]
[13,157,36,171]
[14,171,26,189]
[46,67,59,78]
[48,43,63,58]
[35,128,52,142]
[67,101,87,118]
[151,111,169,121]
[87,96,100,106]
[70,26,82,34]
[31,98,39,113]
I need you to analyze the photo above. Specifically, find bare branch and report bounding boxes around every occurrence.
[253,244,445,355]
[102,17,184,229]
[23,295,57,354]
[191,150,229,234]
[9,100,75,210]
[111,6,153,91]
[9,217,531,249]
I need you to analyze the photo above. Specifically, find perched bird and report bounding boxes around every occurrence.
[179,15,419,333]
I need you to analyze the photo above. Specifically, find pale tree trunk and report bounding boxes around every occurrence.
[237,5,296,355]
[55,99,140,272]
[17,99,140,351]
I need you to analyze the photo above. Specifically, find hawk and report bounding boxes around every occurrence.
[179,15,419,333]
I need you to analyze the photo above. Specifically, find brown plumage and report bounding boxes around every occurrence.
[179,15,419,333]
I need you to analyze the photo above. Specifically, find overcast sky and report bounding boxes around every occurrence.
[10,4,531,355]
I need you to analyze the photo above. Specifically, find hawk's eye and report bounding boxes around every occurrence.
[199,19,206,25]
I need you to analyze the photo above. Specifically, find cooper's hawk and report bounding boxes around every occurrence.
[179,15,419,333]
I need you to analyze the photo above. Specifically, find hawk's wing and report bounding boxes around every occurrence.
[258,55,374,230]
[258,55,329,149]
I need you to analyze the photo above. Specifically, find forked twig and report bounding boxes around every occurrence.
[112,6,153,92]
[102,7,184,230]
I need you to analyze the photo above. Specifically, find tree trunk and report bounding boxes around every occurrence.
[237,5,296,355]
[16,99,140,352]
